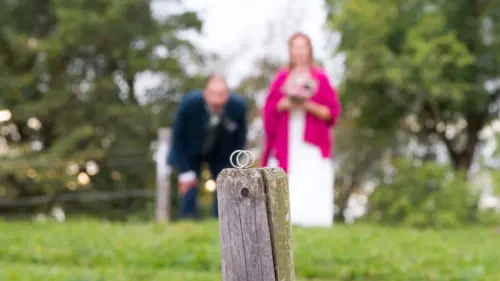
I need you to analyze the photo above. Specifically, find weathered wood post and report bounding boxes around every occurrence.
[155,127,171,223]
[217,166,295,281]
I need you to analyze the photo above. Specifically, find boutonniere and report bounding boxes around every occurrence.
[209,115,220,127]
[224,119,238,132]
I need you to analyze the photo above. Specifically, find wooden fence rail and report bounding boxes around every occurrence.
[0,189,154,207]
[1,127,173,222]
[216,167,296,281]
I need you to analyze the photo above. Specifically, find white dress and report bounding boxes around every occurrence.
[269,109,335,228]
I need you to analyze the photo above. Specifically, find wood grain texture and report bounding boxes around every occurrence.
[260,168,296,281]
[217,168,276,281]
[217,167,295,281]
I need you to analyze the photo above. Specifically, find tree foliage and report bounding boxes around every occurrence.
[0,0,205,216]
[365,158,492,228]
[327,0,500,172]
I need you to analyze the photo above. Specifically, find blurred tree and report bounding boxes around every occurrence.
[366,158,486,228]
[234,58,281,153]
[0,0,204,217]
[236,58,281,110]
[333,116,394,221]
[326,0,500,174]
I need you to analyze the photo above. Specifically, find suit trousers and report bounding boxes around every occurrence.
[178,161,223,219]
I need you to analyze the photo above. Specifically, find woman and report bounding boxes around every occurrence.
[261,32,341,227]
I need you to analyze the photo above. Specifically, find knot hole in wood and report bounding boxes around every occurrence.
[240,187,249,197]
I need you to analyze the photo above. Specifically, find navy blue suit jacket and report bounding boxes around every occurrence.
[167,90,248,174]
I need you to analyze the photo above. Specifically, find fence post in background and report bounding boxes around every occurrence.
[217,167,295,281]
[155,127,171,223]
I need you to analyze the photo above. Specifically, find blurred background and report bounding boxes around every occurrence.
[1,0,500,280]
[1,0,499,225]
[0,0,346,221]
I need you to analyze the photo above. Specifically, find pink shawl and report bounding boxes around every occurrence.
[261,67,341,172]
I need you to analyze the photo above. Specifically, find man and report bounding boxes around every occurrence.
[167,74,248,218]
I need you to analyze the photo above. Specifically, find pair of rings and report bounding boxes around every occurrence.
[229,150,255,169]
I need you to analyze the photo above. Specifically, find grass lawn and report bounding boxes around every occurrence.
[0,219,498,281]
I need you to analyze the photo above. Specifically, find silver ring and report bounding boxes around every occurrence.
[236,150,250,167]
[229,150,255,169]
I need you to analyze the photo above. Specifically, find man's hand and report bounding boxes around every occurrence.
[178,171,197,196]
[179,179,197,196]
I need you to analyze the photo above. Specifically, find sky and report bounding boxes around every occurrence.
[135,0,344,95]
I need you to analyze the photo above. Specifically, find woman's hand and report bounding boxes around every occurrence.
[303,100,331,120]
[278,96,309,112]
[277,97,294,111]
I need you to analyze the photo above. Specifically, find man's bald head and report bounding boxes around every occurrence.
[203,74,229,113]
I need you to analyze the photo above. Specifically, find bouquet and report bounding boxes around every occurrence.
[282,71,317,104]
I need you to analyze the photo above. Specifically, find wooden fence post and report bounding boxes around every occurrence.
[155,127,171,223]
[216,167,295,281]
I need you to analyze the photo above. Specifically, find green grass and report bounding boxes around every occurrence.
[0,219,498,281]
